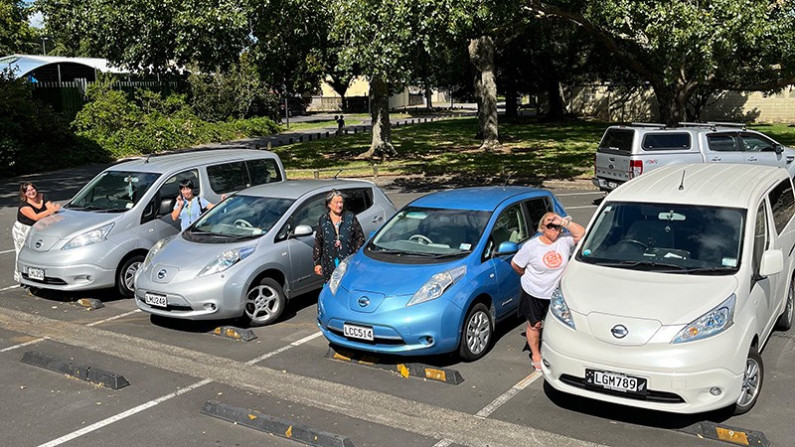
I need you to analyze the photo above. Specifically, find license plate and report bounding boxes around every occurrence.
[343,323,374,341]
[607,181,618,189]
[586,369,647,394]
[28,267,44,281]
[144,292,168,308]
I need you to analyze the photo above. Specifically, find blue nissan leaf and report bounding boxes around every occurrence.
[317,186,567,361]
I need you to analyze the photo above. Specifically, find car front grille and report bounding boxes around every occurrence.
[21,273,67,285]
[559,374,685,403]
[327,327,406,345]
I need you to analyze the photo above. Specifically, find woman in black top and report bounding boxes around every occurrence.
[13,182,61,282]
[313,190,365,282]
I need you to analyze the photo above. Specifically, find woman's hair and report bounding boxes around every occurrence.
[19,182,37,201]
[325,189,344,206]
[537,212,556,232]
[179,179,195,190]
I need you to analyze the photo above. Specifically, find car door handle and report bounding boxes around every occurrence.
[371,216,383,223]
[746,157,758,162]
[710,157,721,161]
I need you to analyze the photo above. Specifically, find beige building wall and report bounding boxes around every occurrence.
[311,76,450,112]
[569,84,795,123]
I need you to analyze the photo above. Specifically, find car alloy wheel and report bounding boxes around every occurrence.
[244,277,285,326]
[459,303,493,361]
[117,255,144,298]
[734,348,763,415]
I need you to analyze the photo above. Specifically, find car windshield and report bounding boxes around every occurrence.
[184,195,294,242]
[67,171,160,212]
[577,202,744,274]
[366,206,491,263]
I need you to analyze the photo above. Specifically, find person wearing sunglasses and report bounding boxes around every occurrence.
[511,212,584,372]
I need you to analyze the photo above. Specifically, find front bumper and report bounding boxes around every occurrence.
[317,285,463,356]
[541,316,745,414]
[18,259,115,291]
[135,269,247,320]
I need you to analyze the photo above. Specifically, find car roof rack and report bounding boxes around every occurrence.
[629,122,667,128]
[678,122,718,131]
[141,144,255,163]
[706,121,747,130]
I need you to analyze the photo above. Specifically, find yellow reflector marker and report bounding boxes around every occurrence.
[715,427,750,445]
[285,425,293,438]
[248,413,257,420]
[397,364,410,377]
[333,352,351,361]
[425,368,447,382]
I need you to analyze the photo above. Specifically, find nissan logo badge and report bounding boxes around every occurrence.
[35,239,43,249]
[611,324,628,339]
[357,296,370,307]
[157,269,167,280]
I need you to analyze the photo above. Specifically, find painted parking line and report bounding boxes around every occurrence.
[36,329,324,447]
[565,205,599,210]
[554,192,604,197]
[0,285,20,292]
[0,248,15,255]
[475,372,541,418]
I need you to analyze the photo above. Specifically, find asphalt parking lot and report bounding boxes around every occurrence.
[1,177,793,447]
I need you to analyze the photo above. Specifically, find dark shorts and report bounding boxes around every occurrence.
[518,289,550,327]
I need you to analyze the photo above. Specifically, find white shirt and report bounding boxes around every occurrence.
[512,235,575,299]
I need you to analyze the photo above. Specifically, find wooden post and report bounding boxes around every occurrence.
[267,142,272,150]
[373,165,379,179]
[314,170,319,179]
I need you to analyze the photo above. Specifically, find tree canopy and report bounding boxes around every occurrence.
[0,0,33,55]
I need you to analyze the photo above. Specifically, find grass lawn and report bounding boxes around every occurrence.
[273,118,795,185]
[274,117,606,185]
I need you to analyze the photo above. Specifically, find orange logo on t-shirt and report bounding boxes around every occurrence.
[543,250,563,268]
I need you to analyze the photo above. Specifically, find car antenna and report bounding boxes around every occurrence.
[678,170,686,190]
[144,153,153,164]
[502,173,512,189]
[332,169,343,179]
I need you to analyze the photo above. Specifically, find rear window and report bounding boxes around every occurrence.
[641,133,691,151]
[598,128,634,152]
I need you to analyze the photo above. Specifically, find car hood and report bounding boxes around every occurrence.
[341,253,464,297]
[562,260,738,326]
[27,209,118,251]
[142,235,259,284]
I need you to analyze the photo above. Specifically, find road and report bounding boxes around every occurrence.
[0,179,793,447]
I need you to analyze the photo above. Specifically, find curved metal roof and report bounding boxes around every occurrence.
[0,54,126,79]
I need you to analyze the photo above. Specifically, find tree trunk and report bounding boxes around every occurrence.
[545,78,565,121]
[358,76,396,159]
[469,36,500,150]
[504,86,518,121]
[425,83,433,110]
[652,81,688,126]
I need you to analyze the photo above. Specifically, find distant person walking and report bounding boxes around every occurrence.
[13,182,61,282]
[171,179,220,231]
[511,212,584,372]
[336,115,345,136]
[313,190,364,281]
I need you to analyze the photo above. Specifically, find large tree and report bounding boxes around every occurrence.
[526,0,795,124]
[329,0,440,158]
[0,0,33,55]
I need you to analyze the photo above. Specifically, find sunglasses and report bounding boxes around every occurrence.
[545,224,561,230]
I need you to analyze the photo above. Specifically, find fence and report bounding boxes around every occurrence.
[30,80,184,119]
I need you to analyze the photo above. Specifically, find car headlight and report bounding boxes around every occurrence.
[550,287,576,329]
[407,265,467,306]
[62,223,114,250]
[142,237,172,270]
[672,294,735,344]
[328,258,349,295]
[196,246,255,277]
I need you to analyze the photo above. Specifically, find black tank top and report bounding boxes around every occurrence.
[17,200,47,226]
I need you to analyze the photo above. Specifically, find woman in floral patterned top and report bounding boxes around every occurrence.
[313,190,365,281]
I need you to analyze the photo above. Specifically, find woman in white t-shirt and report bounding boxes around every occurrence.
[511,212,584,371]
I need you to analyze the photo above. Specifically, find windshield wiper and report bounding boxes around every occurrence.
[684,266,737,275]
[66,205,102,210]
[598,260,686,271]
[369,247,406,255]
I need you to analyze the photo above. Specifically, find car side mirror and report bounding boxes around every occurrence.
[495,241,519,256]
[758,249,784,278]
[775,144,784,155]
[292,224,314,237]
[159,198,174,216]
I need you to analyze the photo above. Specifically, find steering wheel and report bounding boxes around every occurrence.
[615,239,647,250]
[409,234,433,245]
[234,219,254,228]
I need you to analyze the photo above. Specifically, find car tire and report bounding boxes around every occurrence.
[458,303,493,361]
[117,254,144,298]
[775,277,794,331]
[733,347,763,415]
[244,277,285,326]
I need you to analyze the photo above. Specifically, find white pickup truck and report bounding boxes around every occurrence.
[592,122,795,192]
